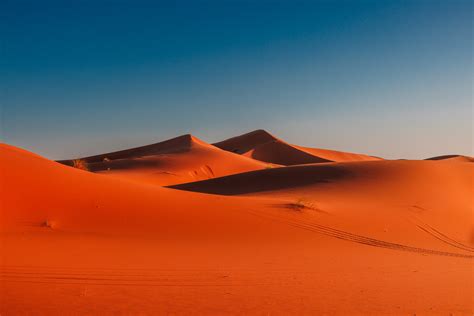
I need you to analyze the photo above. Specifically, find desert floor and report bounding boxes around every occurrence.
[1,130,473,315]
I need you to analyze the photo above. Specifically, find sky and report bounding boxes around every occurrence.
[2,0,472,159]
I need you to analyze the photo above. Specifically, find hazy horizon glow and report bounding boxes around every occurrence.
[2,0,472,160]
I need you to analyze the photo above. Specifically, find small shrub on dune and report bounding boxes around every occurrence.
[290,198,309,211]
[288,198,321,212]
[72,159,89,171]
[42,220,55,229]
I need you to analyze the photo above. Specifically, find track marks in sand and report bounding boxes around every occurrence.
[412,217,474,253]
[245,209,474,259]
[0,266,297,287]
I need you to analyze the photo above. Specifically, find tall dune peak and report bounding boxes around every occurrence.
[242,129,278,139]
[167,133,204,147]
[213,129,278,154]
[58,133,210,165]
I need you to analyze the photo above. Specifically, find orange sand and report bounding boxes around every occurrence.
[1,131,473,315]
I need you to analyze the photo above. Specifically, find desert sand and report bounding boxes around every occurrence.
[1,130,473,315]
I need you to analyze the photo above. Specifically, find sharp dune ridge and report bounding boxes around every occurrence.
[214,129,382,165]
[57,133,271,186]
[212,129,279,154]
[2,130,473,315]
[58,134,209,164]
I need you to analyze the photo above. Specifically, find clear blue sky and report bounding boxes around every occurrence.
[2,0,472,159]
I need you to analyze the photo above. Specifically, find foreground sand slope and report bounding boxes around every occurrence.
[1,144,473,315]
[1,143,270,235]
[58,134,269,185]
[214,129,382,165]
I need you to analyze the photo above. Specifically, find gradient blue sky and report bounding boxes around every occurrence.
[2,0,472,159]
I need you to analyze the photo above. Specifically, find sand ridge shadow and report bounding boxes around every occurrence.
[168,164,351,195]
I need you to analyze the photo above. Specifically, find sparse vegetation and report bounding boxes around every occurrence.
[288,198,319,211]
[42,220,54,229]
[72,159,89,171]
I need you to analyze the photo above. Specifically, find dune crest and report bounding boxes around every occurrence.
[213,129,278,154]
[214,129,382,165]
[58,134,210,163]
[57,134,269,185]
[425,154,474,162]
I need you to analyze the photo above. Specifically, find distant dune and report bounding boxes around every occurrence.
[2,133,473,315]
[425,154,474,163]
[214,129,381,165]
[58,134,269,185]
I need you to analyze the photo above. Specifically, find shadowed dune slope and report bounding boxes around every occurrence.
[170,160,473,197]
[212,129,278,154]
[57,134,268,185]
[243,139,332,165]
[214,129,382,165]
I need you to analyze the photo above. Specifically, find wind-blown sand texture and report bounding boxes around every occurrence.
[1,130,473,315]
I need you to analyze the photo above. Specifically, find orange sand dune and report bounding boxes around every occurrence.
[2,143,254,234]
[1,144,473,315]
[58,134,269,185]
[214,129,381,165]
[171,159,474,250]
[426,154,474,163]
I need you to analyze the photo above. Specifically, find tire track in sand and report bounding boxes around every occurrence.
[410,216,474,253]
[245,209,474,259]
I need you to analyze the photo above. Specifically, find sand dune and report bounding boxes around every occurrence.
[2,143,274,235]
[214,129,381,165]
[171,159,474,252]
[58,134,269,185]
[426,154,474,163]
[2,143,473,314]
